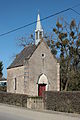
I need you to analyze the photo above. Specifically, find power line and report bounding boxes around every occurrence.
[71,3,80,9]
[0,3,80,37]
[0,8,70,37]
[70,8,80,16]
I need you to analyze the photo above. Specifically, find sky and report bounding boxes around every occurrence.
[0,0,80,78]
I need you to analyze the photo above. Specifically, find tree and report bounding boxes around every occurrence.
[44,32,57,55]
[0,61,3,78]
[17,32,57,56]
[52,18,80,91]
[17,34,35,48]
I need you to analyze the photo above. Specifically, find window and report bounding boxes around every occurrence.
[36,32,38,39]
[42,54,44,57]
[14,78,17,90]
[40,32,42,39]
[42,53,45,58]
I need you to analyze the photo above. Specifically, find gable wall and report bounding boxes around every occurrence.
[7,41,60,96]
[26,41,60,96]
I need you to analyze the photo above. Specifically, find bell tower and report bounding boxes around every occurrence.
[35,13,43,45]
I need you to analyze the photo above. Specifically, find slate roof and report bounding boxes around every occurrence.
[8,44,36,69]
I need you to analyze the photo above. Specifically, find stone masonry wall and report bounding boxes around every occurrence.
[7,66,24,94]
[27,96,44,110]
[26,41,59,96]
[7,41,60,96]
[0,92,44,110]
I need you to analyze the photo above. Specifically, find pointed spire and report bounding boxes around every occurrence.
[36,13,42,30]
[35,12,43,45]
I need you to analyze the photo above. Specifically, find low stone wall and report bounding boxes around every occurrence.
[0,91,80,113]
[0,92,28,107]
[0,92,44,110]
[27,96,44,110]
[43,91,80,113]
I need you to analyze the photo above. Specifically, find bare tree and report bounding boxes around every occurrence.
[17,33,35,47]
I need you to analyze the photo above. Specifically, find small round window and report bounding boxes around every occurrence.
[42,53,45,58]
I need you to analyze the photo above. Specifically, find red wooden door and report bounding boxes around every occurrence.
[38,84,46,96]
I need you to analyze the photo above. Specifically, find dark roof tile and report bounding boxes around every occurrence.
[8,44,36,69]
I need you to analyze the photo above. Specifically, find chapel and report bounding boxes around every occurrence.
[7,13,60,96]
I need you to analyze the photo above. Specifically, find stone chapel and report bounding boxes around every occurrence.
[7,13,60,96]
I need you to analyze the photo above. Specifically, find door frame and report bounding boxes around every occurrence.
[38,83,46,96]
[37,74,49,96]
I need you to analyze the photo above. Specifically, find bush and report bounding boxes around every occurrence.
[0,86,7,92]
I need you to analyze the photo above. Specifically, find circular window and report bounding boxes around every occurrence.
[42,53,45,58]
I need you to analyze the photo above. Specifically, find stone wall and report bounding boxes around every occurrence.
[7,66,24,94]
[43,91,80,113]
[7,41,60,96]
[27,96,44,110]
[0,92,44,110]
[27,41,59,96]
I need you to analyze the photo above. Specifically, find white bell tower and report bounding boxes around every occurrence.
[35,13,43,45]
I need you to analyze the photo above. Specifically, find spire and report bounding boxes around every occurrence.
[36,13,42,30]
[35,12,43,45]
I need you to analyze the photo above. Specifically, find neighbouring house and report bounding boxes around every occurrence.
[7,13,60,96]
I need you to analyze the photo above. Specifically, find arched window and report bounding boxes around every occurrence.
[36,32,38,39]
[39,32,42,39]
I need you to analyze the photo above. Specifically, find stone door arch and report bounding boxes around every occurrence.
[38,74,48,96]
